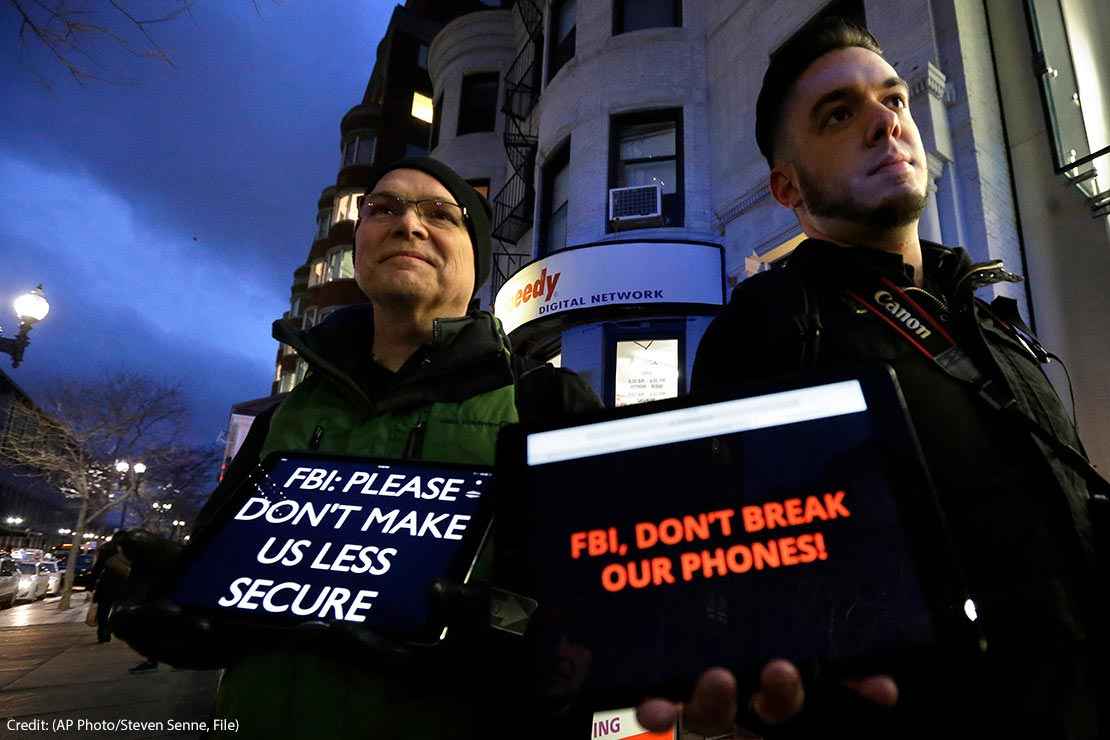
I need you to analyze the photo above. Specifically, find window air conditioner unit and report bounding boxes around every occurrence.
[609,184,663,226]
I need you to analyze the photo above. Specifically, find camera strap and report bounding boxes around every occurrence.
[844,277,1110,502]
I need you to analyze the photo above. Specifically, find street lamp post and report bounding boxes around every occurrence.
[114,460,146,530]
[152,502,172,535]
[0,285,50,368]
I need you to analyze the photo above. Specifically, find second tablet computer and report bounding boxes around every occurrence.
[496,365,985,709]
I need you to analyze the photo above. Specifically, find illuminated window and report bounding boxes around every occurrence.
[458,73,499,135]
[411,91,434,124]
[548,0,576,81]
[333,191,364,224]
[308,259,327,288]
[614,338,680,407]
[294,358,308,386]
[548,353,562,368]
[326,246,354,281]
[279,371,295,393]
[274,363,282,383]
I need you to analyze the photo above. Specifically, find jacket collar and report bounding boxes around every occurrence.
[785,238,1004,301]
[272,304,514,409]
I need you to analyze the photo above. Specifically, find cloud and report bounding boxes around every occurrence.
[0,150,280,443]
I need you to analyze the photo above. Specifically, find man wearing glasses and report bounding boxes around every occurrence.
[113,157,599,738]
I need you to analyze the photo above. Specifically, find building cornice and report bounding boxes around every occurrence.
[717,180,771,226]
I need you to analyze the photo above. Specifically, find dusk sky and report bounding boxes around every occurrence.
[1,1,393,446]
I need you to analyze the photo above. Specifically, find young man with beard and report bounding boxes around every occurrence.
[638,18,1101,740]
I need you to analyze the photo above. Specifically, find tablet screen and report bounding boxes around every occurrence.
[171,454,493,640]
[508,375,973,701]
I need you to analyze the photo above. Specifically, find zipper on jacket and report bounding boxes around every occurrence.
[402,421,426,460]
[309,425,324,451]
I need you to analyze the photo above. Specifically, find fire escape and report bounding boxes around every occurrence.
[490,0,544,298]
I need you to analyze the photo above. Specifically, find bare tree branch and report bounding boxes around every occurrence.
[7,0,194,85]
[0,372,197,608]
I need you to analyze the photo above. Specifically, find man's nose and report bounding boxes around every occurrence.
[392,204,429,238]
[865,102,901,146]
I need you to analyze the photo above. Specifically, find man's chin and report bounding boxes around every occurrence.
[869,191,927,229]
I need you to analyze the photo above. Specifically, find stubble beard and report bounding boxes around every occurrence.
[796,163,927,230]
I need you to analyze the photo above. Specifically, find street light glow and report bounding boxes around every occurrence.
[13,286,49,323]
[115,460,130,473]
[133,462,147,474]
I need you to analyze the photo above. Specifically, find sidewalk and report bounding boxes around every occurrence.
[0,593,219,739]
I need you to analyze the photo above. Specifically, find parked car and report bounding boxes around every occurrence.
[15,562,47,602]
[38,561,62,596]
[0,558,17,609]
[72,554,96,589]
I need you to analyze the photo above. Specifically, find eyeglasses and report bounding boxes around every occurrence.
[358,194,468,230]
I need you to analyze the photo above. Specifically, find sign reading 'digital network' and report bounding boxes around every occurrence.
[494,242,724,335]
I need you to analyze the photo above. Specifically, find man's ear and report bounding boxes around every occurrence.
[769,164,802,210]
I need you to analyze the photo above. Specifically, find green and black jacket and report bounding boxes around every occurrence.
[193,305,599,739]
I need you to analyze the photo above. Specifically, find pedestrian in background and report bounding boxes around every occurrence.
[90,532,129,644]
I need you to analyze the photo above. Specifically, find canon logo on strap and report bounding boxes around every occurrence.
[874,290,933,340]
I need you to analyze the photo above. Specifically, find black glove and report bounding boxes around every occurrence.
[109,529,243,670]
[302,578,499,670]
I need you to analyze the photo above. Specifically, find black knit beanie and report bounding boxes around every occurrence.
[355,156,493,298]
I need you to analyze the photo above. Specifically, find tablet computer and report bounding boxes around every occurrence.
[495,365,985,708]
[169,452,494,643]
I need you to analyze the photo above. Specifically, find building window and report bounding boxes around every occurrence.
[610,333,683,407]
[548,0,576,82]
[294,358,308,386]
[417,44,429,70]
[308,259,327,288]
[613,0,681,34]
[333,191,364,224]
[302,306,318,330]
[411,91,434,124]
[326,246,355,281]
[609,109,683,228]
[290,296,302,318]
[341,132,375,168]
[429,95,443,150]
[457,72,499,135]
[541,141,571,254]
[315,208,332,240]
[279,371,295,394]
[468,178,491,199]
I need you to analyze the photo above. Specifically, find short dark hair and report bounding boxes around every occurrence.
[755,17,883,166]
